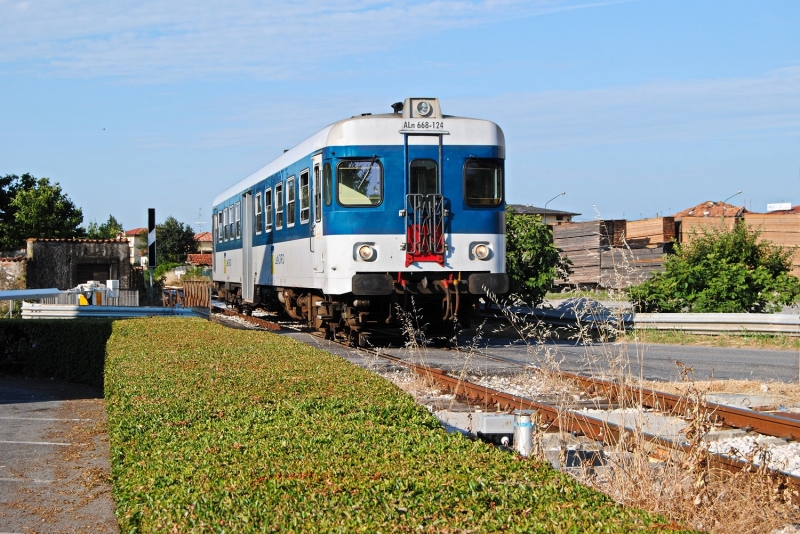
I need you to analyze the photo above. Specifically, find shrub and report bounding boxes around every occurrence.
[505,208,572,306]
[105,318,681,532]
[0,319,112,387]
[628,222,800,313]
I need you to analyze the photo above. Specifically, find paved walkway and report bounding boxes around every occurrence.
[0,377,117,533]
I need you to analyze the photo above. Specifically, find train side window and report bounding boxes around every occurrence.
[337,159,383,206]
[265,188,273,232]
[410,159,438,195]
[299,170,310,224]
[228,206,234,239]
[276,183,284,229]
[222,207,227,241]
[287,176,296,227]
[255,192,263,235]
[463,159,503,207]
[235,201,241,239]
[323,163,332,206]
[314,165,321,222]
[217,212,223,243]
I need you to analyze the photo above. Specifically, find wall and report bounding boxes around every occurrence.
[0,257,26,315]
[25,239,131,290]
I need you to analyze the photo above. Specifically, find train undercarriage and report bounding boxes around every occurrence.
[215,272,507,346]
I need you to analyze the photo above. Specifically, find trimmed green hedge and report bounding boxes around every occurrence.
[105,318,693,532]
[0,318,113,387]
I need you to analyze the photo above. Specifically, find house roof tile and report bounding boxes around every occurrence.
[673,201,746,220]
[187,253,212,266]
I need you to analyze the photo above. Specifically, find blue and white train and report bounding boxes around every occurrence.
[212,97,508,344]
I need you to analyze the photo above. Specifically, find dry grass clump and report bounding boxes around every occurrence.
[638,378,800,407]
[568,384,799,534]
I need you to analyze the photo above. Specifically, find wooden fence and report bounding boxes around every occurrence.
[162,280,212,308]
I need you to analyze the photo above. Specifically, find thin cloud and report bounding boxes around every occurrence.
[452,67,800,151]
[0,0,635,80]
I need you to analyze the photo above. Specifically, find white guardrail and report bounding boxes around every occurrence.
[633,313,800,336]
[21,302,204,319]
[523,304,800,336]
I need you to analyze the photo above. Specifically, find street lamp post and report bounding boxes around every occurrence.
[543,192,566,226]
[721,190,743,218]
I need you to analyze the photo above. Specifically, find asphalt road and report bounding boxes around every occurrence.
[485,338,799,383]
[281,330,799,384]
[0,377,117,534]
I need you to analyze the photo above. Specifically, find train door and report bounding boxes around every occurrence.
[242,191,254,302]
[312,154,324,273]
[403,131,447,266]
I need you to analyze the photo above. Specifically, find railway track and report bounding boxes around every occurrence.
[214,306,800,501]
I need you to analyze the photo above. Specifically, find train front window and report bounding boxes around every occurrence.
[300,170,310,224]
[410,159,438,195]
[338,159,383,206]
[255,192,263,235]
[464,159,503,207]
[276,183,284,229]
[287,177,296,227]
[323,163,332,206]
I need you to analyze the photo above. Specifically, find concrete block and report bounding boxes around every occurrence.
[704,429,748,442]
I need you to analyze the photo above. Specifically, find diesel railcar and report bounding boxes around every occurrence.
[212,97,508,344]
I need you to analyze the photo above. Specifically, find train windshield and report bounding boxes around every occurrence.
[464,159,503,207]
[338,159,383,206]
[410,159,438,195]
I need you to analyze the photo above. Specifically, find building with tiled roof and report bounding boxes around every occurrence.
[673,201,746,220]
[195,232,213,253]
[187,253,212,266]
[125,227,148,265]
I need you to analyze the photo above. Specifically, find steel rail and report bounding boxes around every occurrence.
[414,365,800,504]
[467,346,800,441]
[557,369,800,440]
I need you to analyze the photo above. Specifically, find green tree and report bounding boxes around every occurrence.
[0,173,37,248]
[627,222,800,313]
[0,176,85,248]
[505,208,572,306]
[156,216,197,264]
[86,214,124,239]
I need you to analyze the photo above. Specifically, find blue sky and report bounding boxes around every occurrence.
[1,0,799,230]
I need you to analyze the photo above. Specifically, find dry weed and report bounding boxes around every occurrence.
[494,239,800,534]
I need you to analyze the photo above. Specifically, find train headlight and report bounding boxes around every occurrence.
[358,245,375,261]
[416,101,431,116]
[471,243,490,260]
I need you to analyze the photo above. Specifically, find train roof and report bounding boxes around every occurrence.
[214,100,504,206]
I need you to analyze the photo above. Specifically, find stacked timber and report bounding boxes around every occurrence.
[743,212,800,277]
[679,217,737,244]
[599,244,672,289]
[624,217,675,246]
[553,220,626,286]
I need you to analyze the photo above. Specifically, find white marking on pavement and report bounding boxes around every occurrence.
[0,440,71,446]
